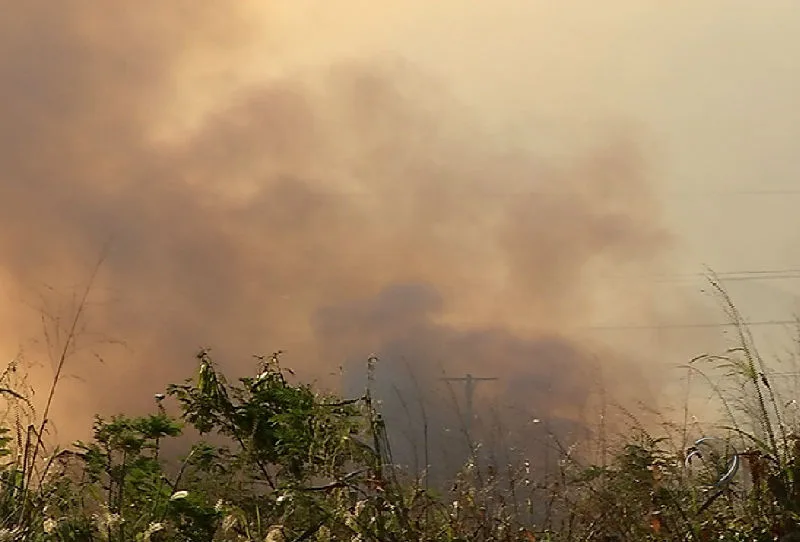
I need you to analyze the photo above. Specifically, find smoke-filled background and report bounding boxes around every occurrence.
[1,1,799,464]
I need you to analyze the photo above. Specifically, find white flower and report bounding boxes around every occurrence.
[43,518,58,534]
[93,509,124,535]
[220,514,238,533]
[0,528,21,541]
[354,500,367,517]
[265,525,285,542]
[170,490,189,501]
[316,525,331,542]
[142,522,164,542]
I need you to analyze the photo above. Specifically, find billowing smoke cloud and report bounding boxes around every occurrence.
[315,283,627,475]
[0,2,704,445]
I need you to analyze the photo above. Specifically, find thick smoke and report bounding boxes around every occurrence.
[0,2,700,445]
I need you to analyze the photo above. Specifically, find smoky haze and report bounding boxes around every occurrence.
[0,2,712,445]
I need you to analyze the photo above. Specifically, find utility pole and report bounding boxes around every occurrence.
[441,373,498,437]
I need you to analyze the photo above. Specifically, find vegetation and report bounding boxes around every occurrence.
[3,285,800,540]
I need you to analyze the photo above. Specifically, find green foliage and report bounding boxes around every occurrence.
[167,350,371,486]
[7,321,800,540]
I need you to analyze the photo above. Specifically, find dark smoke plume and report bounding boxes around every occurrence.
[0,2,698,444]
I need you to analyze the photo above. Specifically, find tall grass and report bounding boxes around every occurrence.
[3,281,800,540]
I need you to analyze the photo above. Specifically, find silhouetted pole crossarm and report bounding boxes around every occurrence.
[440,373,498,436]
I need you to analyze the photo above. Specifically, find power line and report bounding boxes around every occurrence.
[664,190,800,197]
[290,189,800,198]
[683,269,800,276]
[258,186,800,199]
[584,320,797,331]
[605,269,800,283]
[654,274,800,284]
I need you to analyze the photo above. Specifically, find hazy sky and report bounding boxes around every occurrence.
[268,1,800,263]
[262,1,800,324]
